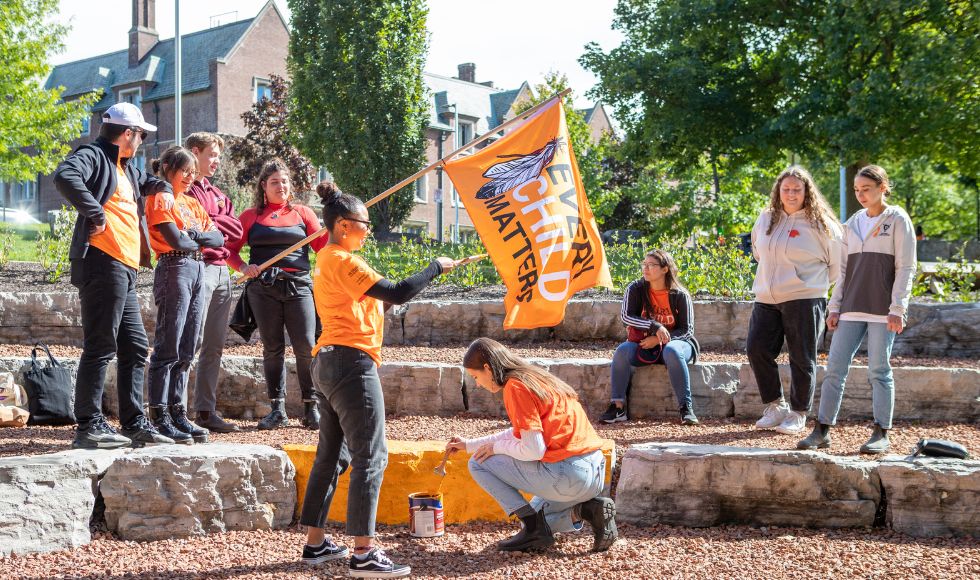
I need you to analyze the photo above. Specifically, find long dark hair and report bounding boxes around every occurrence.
[462,338,578,403]
[151,146,197,182]
[253,158,292,214]
[639,249,686,319]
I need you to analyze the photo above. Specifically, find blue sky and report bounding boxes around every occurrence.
[51,0,625,108]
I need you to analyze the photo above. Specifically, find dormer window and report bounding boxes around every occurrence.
[119,88,141,107]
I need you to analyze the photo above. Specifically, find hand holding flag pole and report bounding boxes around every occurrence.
[235,90,572,284]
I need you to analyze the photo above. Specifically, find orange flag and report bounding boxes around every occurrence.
[444,98,612,329]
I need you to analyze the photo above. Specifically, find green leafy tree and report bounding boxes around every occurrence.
[0,0,98,183]
[581,0,980,219]
[888,158,976,240]
[287,0,430,236]
[227,74,317,203]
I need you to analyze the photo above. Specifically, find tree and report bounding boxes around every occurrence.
[888,158,976,240]
[0,0,97,183]
[581,0,980,219]
[287,0,430,237]
[227,74,316,202]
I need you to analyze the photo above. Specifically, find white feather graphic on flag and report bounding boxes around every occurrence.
[475,137,564,199]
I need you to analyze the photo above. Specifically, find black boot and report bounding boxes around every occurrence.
[169,405,209,443]
[860,423,891,454]
[497,508,554,552]
[679,403,699,426]
[301,400,320,430]
[149,406,193,444]
[797,422,831,450]
[576,497,618,552]
[197,410,240,433]
[257,398,289,430]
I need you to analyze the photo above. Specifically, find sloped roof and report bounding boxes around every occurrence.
[424,73,516,135]
[44,19,254,111]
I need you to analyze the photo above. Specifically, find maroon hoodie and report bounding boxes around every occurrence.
[185,177,243,265]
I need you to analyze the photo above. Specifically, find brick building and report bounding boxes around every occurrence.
[13,2,614,235]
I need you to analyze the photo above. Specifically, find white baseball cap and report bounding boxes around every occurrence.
[102,102,157,132]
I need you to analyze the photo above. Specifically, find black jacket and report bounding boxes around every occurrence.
[620,278,701,363]
[53,136,172,268]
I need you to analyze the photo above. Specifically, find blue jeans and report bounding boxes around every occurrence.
[610,340,694,407]
[468,449,605,533]
[817,320,897,428]
[147,255,206,407]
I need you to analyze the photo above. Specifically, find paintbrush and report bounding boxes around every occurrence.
[433,448,453,477]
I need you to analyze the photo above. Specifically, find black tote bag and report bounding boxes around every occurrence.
[23,342,76,426]
[229,280,258,341]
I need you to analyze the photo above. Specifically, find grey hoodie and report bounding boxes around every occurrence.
[750,209,842,304]
[828,205,917,321]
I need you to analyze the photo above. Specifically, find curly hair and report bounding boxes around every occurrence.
[765,165,840,236]
[252,158,293,214]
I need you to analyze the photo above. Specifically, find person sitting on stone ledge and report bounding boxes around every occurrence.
[299,185,456,578]
[600,249,701,425]
[798,165,916,454]
[446,338,617,553]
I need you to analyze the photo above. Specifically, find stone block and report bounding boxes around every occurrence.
[693,301,753,349]
[0,449,127,556]
[734,363,825,419]
[463,371,507,416]
[895,302,980,358]
[631,363,740,419]
[383,305,407,345]
[552,301,625,342]
[616,443,880,529]
[526,358,614,418]
[402,301,551,345]
[284,439,615,525]
[378,363,465,415]
[917,239,952,262]
[101,443,295,542]
[878,456,980,537]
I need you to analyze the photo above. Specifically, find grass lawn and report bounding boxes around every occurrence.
[2,223,48,262]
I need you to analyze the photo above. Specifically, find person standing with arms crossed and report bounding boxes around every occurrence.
[184,133,243,433]
[54,102,177,449]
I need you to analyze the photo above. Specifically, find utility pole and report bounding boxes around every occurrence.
[174,0,182,146]
[441,103,459,243]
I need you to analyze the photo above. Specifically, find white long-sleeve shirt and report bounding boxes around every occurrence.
[465,429,546,462]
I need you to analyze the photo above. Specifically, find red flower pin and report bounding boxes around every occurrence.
[789,230,800,238]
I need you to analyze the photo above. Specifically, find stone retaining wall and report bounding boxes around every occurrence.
[2,356,977,423]
[5,293,980,357]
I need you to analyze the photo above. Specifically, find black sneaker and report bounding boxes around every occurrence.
[680,403,700,426]
[121,415,176,447]
[71,418,132,450]
[302,538,349,565]
[599,402,627,424]
[349,548,411,578]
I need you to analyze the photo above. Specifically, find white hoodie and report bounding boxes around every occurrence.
[751,208,843,304]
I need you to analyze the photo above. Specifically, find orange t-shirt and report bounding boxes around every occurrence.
[89,162,141,269]
[503,377,604,463]
[647,288,675,331]
[144,193,216,259]
[312,244,385,365]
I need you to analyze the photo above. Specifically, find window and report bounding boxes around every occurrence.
[80,104,92,136]
[119,88,141,107]
[12,181,35,201]
[458,226,477,243]
[414,174,428,203]
[457,121,474,150]
[255,78,273,102]
[402,221,428,236]
[317,167,332,183]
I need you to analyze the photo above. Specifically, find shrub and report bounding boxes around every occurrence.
[35,206,76,283]
[0,224,14,269]
[912,247,979,303]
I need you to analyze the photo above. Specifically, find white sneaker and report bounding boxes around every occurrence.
[755,401,790,429]
[775,411,807,435]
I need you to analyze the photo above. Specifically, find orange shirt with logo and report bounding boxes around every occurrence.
[647,288,676,331]
[504,377,604,463]
[312,244,385,365]
[144,193,216,259]
[89,162,142,269]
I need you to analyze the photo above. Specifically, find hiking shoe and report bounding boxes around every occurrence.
[302,400,320,430]
[775,410,807,435]
[302,537,349,565]
[755,401,790,429]
[121,415,176,447]
[679,403,699,426]
[169,405,209,443]
[599,402,627,424]
[257,398,289,430]
[797,422,832,450]
[149,406,194,444]
[71,418,132,450]
[860,423,891,454]
[196,410,240,433]
[577,497,618,552]
[349,548,411,578]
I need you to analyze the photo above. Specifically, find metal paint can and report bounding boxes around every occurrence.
[408,492,445,537]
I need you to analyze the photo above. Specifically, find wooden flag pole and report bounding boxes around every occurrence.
[235,89,571,284]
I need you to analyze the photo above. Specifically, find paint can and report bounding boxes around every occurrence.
[408,492,445,538]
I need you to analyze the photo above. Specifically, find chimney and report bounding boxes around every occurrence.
[129,0,158,68]
[458,63,476,83]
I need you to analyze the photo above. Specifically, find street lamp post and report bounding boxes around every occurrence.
[441,103,459,243]
[174,0,182,146]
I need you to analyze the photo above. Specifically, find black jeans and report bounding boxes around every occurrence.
[147,255,205,407]
[300,346,388,537]
[246,276,316,400]
[71,247,150,429]
[746,298,826,413]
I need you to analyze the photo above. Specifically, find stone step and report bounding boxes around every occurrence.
[4,292,980,356]
[616,443,980,538]
[283,439,616,526]
[2,356,977,424]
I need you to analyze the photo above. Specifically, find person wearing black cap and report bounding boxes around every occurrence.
[53,102,176,450]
